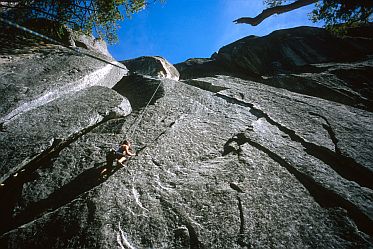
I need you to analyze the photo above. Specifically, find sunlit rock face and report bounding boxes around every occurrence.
[0,25,372,249]
[16,18,113,57]
[214,26,373,75]
[123,56,180,80]
[177,25,373,112]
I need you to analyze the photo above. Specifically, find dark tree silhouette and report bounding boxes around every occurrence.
[234,0,373,33]
[0,0,157,42]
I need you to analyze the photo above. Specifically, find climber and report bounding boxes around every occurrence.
[100,140,136,176]
[115,140,136,166]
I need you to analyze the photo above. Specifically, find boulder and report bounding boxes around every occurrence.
[175,58,230,79]
[123,56,180,80]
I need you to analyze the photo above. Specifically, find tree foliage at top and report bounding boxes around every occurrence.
[0,0,154,43]
[311,0,373,33]
[235,0,373,34]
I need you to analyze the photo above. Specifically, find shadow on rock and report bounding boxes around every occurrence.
[0,151,59,234]
[0,162,123,235]
[113,74,165,111]
[0,170,38,235]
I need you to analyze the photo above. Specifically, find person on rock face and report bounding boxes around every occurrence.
[101,140,136,176]
[115,140,136,166]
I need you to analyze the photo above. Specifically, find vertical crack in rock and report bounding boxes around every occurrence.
[160,198,205,249]
[0,116,125,235]
[216,93,373,189]
[228,133,373,237]
[237,196,244,235]
[237,196,251,248]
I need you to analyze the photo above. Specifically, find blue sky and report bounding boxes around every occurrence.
[108,0,322,64]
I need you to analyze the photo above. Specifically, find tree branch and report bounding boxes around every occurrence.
[233,0,318,26]
[0,3,79,27]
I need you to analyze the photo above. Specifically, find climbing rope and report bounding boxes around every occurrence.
[0,17,127,70]
[1,17,163,145]
[127,79,163,139]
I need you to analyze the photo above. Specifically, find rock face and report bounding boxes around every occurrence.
[177,25,373,112]
[15,18,112,57]
[175,58,231,79]
[0,26,130,243]
[1,26,373,249]
[123,56,180,80]
[214,26,373,76]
